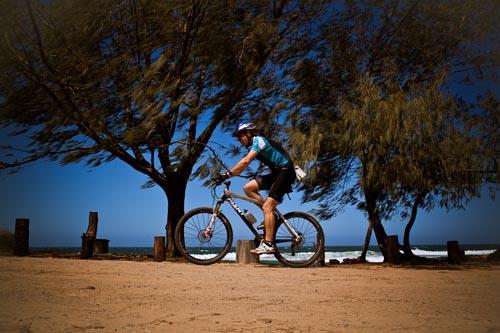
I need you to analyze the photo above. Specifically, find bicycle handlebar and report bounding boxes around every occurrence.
[210,178,231,188]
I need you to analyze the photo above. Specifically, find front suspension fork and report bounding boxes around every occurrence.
[204,201,223,237]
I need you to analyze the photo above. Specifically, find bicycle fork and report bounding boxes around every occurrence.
[203,201,223,238]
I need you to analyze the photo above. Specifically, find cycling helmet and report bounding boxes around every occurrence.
[232,122,256,136]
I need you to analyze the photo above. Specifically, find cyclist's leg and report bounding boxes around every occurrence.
[262,197,279,243]
[243,179,264,204]
[244,174,275,204]
[264,167,295,243]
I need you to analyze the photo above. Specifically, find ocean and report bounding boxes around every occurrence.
[31,244,498,263]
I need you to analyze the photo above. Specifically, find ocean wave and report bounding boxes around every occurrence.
[412,248,496,258]
[199,248,496,263]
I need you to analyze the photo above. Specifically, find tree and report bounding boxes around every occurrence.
[340,76,492,260]
[394,82,492,258]
[0,0,318,256]
[287,0,499,260]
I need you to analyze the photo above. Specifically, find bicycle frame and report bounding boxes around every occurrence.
[208,181,301,243]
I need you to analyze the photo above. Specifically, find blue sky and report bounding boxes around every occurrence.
[0,129,499,248]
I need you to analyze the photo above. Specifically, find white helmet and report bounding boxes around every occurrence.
[232,122,256,136]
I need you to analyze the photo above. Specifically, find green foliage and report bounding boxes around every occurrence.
[0,0,311,183]
[285,0,499,221]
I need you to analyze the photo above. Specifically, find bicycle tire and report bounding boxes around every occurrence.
[174,207,233,265]
[273,211,324,268]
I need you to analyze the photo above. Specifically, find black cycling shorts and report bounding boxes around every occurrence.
[255,166,296,202]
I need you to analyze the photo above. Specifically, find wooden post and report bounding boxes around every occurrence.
[154,236,166,262]
[80,212,98,259]
[14,218,29,256]
[385,235,401,264]
[94,239,110,254]
[317,243,326,266]
[236,240,260,264]
[86,212,98,238]
[447,240,462,264]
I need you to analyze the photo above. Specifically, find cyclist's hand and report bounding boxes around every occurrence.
[212,172,230,185]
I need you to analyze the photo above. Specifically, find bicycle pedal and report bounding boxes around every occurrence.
[256,221,264,230]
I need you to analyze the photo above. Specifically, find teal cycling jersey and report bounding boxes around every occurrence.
[250,136,291,170]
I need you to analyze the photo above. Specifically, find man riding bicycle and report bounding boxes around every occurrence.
[214,122,296,255]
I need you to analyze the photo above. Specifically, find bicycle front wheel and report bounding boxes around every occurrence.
[174,207,233,265]
[273,211,324,268]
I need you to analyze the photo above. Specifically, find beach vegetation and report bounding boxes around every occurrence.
[284,0,499,261]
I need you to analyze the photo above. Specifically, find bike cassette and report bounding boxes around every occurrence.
[292,233,304,247]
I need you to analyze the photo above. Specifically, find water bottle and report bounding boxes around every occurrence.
[243,209,257,224]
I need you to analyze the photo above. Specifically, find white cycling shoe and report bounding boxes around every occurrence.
[250,240,276,255]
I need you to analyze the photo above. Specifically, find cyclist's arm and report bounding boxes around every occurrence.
[228,150,258,176]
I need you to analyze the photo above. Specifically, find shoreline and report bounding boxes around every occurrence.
[11,246,500,266]
[1,255,499,332]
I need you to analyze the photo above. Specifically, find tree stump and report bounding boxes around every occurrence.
[94,239,110,254]
[14,218,30,256]
[385,235,401,264]
[154,236,166,262]
[85,212,98,238]
[236,240,260,264]
[81,234,94,259]
[80,212,98,259]
[447,240,462,264]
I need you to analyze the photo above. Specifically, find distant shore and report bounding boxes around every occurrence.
[1,255,499,332]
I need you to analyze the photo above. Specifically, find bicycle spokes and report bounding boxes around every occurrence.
[178,209,231,261]
[273,212,323,266]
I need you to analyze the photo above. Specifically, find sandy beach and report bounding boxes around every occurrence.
[0,256,499,332]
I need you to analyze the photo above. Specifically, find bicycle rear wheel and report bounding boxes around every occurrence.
[273,211,324,268]
[175,207,233,265]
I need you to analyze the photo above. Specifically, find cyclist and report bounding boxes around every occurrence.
[213,122,296,255]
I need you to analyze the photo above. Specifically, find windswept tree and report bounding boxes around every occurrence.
[288,0,499,260]
[337,76,494,260]
[0,0,320,256]
[393,81,497,257]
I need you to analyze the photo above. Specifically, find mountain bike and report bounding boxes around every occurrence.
[174,180,324,268]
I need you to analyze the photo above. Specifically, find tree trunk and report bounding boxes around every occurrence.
[403,193,424,257]
[364,192,388,259]
[164,177,187,258]
[371,220,388,258]
[359,220,372,262]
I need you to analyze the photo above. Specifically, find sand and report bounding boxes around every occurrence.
[0,256,499,332]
